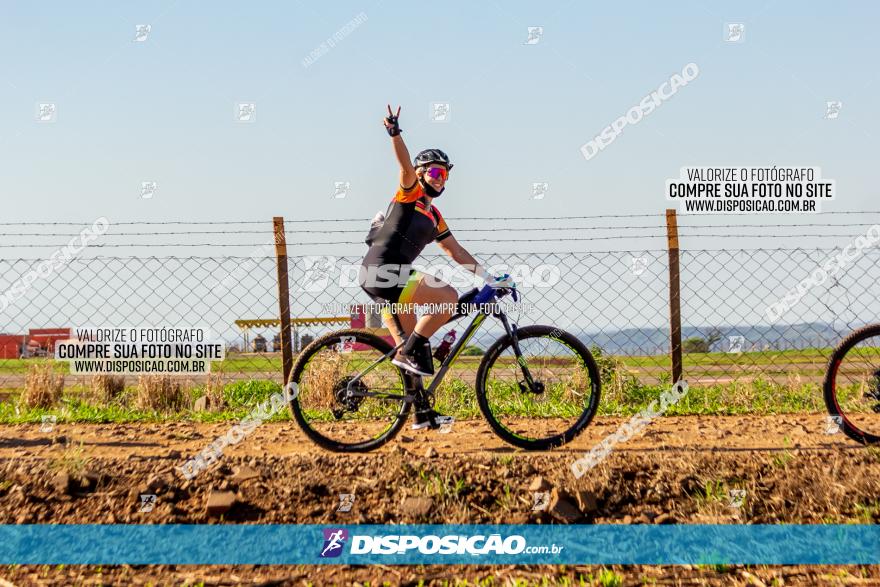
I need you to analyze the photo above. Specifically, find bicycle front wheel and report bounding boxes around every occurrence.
[824,323,880,445]
[476,325,600,450]
[289,329,411,452]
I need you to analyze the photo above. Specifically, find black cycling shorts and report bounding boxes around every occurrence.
[358,262,419,305]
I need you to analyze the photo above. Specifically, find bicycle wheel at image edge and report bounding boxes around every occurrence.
[287,329,411,452]
[475,324,601,450]
[824,323,880,445]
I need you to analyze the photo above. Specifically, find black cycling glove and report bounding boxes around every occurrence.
[385,114,401,136]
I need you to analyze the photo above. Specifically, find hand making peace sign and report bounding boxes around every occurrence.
[383,104,402,136]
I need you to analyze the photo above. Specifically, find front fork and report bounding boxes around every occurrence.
[496,312,541,394]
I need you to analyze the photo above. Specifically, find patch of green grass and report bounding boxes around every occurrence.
[853,501,880,523]
[221,380,281,408]
[695,558,731,573]
[693,479,748,518]
[619,346,836,368]
[0,337,842,423]
[0,374,831,423]
[494,483,517,513]
[0,345,840,377]
[0,358,68,375]
[599,377,821,417]
[698,480,729,504]
[434,378,480,419]
[0,344,848,423]
[596,569,623,587]
[0,389,291,424]
[0,397,152,424]
[417,468,471,500]
[771,436,795,468]
[481,379,587,419]
[49,440,91,477]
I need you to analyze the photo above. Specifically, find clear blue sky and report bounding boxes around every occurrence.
[1,0,877,224]
[2,1,880,345]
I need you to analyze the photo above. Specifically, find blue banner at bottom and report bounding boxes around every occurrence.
[1,524,878,565]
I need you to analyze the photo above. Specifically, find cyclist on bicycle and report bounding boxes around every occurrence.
[359,104,512,429]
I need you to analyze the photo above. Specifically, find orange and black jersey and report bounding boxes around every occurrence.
[364,180,452,266]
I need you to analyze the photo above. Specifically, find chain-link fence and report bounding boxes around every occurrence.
[0,255,281,395]
[679,246,880,389]
[1,214,879,403]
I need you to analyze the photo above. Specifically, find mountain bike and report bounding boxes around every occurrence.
[286,285,601,452]
[824,323,880,444]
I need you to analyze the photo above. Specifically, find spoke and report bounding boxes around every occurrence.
[294,337,407,447]
[483,332,595,445]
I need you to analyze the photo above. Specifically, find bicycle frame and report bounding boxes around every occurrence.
[344,292,538,402]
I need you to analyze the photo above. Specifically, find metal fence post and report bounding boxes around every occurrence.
[666,209,683,383]
[273,217,294,386]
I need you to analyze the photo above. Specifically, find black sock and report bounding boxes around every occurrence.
[403,332,429,355]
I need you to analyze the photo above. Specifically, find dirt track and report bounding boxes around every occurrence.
[0,413,855,460]
[1,415,878,585]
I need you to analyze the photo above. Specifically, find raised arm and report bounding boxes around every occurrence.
[383,104,417,188]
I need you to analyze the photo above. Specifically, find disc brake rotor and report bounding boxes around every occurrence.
[518,380,545,395]
[517,380,548,403]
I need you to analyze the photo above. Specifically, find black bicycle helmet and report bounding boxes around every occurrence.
[413,148,453,170]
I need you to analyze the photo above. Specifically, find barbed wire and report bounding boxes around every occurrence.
[1,210,878,227]
[6,222,876,237]
[0,233,877,248]
[3,246,879,261]
[0,214,661,226]
[3,222,878,238]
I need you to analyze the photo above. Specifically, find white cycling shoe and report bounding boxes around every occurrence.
[411,409,454,430]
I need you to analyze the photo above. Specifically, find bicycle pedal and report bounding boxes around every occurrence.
[411,409,454,431]
[411,417,442,431]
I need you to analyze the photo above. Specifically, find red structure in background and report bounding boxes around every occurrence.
[349,305,394,350]
[0,335,24,359]
[28,328,71,356]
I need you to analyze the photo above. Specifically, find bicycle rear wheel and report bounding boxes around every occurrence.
[824,323,880,444]
[288,329,411,452]
[476,325,600,450]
